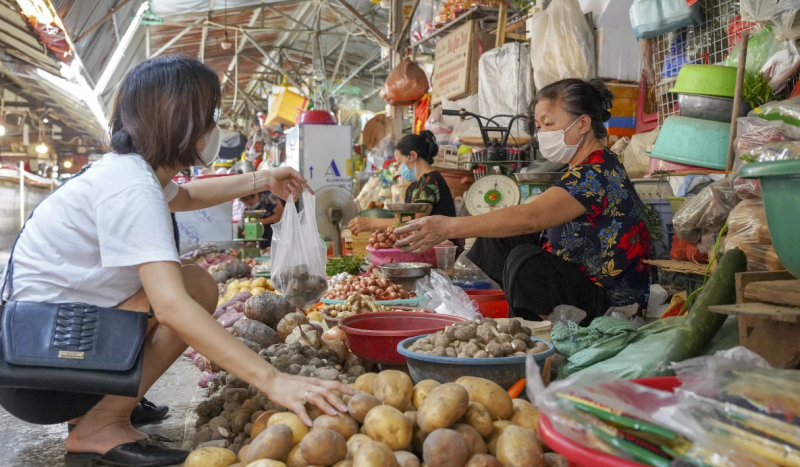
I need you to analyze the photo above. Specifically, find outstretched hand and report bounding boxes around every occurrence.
[262,372,357,426]
[266,167,311,201]
[394,215,454,254]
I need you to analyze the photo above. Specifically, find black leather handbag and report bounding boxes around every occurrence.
[0,166,148,397]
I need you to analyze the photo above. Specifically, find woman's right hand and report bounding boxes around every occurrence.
[261,371,357,426]
[348,217,373,235]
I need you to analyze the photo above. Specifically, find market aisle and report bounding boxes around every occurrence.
[0,357,203,467]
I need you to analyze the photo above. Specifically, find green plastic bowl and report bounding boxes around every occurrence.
[741,159,800,278]
[647,116,732,170]
[668,65,738,98]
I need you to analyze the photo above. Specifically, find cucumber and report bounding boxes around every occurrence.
[648,248,747,377]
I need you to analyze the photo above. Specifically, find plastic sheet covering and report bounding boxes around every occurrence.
[628,0,702,39]
[724,27,800,91]
[753,95,800,127]
[478,43,532,143]
[742,140,800,163]
[411,0,437,54]
[732,116,797,199]
[673,179,739,243]
[528,0,596,90]
[623,129,658,179]
[415,270,481,320]
[723,199,784,271]
[741,0,800,41]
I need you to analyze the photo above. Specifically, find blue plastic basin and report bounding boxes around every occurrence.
[397,334,555,390]
[647,116,731,170]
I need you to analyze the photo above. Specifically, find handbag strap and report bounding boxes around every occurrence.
[1,165,92,304]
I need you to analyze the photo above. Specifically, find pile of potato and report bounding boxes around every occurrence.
[323,274,416,301]
[186,370,566,467]
[218,277,274,307]
[409,319,550,359]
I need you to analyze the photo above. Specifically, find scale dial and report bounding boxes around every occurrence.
[465,175,521,215]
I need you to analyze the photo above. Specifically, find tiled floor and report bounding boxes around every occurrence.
[0,357,203,467]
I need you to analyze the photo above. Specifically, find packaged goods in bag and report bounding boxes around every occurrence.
[270,192,328,308]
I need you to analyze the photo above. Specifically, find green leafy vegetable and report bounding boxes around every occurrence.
[742,71,775,109]
[326,255,366,276]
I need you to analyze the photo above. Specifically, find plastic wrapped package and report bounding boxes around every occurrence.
[673,179,739,243]
[411,0,437,53]
[732,116,797,198]
[741,0,800,41]
[753,95,800,127]
[528,0,596,89]
[424,117,453,144]
[742,140,800,163]
[629,0,702,39]
[478,42,532,144]
[414,270,482,321]
[723,27,800,91]
[380,59,429,106]
[723,199,784,271]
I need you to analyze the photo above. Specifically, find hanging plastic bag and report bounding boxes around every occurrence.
[381,59,429,106]
[741,0,800,41]
[724,27,800,91]
[478,43,532,144]
[270,192,328,308]
[414,270,481,321]
[528,0,596,89]
[629,0,702,40]
[673,179,739,243]
[723,199,784,271]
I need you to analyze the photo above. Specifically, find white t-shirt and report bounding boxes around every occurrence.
[1,153,181,307]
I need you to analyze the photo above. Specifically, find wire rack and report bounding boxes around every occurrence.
[650,0,799,126]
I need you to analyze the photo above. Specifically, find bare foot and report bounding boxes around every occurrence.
[66,414,147,454]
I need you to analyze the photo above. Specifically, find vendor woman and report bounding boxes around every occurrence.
[348,131,457,235]
[0,55,354,467]
[396,79,651,324]
[238,190,285,250]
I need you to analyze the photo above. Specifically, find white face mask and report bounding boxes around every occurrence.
[537,118,584,164]
[196,125,221,167]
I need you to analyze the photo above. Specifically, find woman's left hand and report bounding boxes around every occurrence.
[395,215,454,254]
[265,167,310,200]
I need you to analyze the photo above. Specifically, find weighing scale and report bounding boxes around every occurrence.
[465,175,521,215]
[514,172,564,204]
[235,210,266,259]
[316,185,360,257]
[384,203,430,223]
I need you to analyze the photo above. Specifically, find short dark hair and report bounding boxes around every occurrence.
[531,79,614,139]
[107,55,221,169]
[396,130,439,164]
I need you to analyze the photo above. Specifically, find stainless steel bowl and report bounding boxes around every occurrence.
[384,203,431,213]
[379,262,433,278]
[513,172,564,183]
[677,94,751,123]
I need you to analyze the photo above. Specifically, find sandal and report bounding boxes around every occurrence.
[68,397,169,433]
[64,437,188,467]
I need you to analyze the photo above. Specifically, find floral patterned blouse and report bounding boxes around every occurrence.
[542,149,651,308]
[405,171,456,217]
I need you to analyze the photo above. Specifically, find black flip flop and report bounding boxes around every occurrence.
[67,397,169,433]
[64,437,188,467]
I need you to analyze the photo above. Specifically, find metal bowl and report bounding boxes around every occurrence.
[678,94,751,123]
[513,172,564,183]
[379,262,433,279]
[384,203,431,213]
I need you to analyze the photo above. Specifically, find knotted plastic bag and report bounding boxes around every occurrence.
[380,59,429,106]
[270,192,328,308]
[415,270,481,321]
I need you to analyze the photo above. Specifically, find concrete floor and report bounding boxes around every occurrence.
[0,357,204,467]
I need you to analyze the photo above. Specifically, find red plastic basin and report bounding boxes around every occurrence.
[339,312,467,365]
[466,290,509,319]
[539,377,680,467]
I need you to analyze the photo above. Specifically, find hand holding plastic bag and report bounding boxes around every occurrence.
[270,192,328,308]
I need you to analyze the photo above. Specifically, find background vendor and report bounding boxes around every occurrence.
[349,131,457,235]
[395,79,651,325]
[239,191,284,250]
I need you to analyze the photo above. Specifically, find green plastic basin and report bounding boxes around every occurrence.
[647,116,731,170]
[741,159,800,278]
[668,65,738,98]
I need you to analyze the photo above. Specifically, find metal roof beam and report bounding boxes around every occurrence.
[330,48,380,96]
[199,0,216,62]
[241,30,306,96]
[330,0,391,48]
[151,17,205,58]
[72,0,135,43]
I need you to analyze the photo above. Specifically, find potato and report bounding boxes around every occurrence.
[455,377,513,420]
[464,454,503,467]
[228,280,241,291]
[373,371,414,411]
[352,441,399,467]
[347,393,381,424]
[495,426,543,467]
[246,461,287,467]
[417,383,469,433]
[394,450,421,467]
[251,287,267,296]
[403,411,418,426]
[300,428,347,466]
[251,410,278,439]
[363,405,412,451]
[307,311,324,322]
[268,413,309,446]
[285,445,307,467]
[422,429,469,467]
[485,421,513,456]
[346,434,373,460]
[239,280,252,288]
[252,277,268,288]
[185,447,238,467]
[245,424,294,464]
[353,373,377,395]
[411,380,440,409]
[457,403,493,438]
[509,399,540,440]
[452,424,487,457]
[313,414,359,440]
[333,461,353,467]
[238,445,250,463]
[411,424,427,457]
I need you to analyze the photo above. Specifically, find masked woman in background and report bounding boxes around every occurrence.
[395,79,652,325]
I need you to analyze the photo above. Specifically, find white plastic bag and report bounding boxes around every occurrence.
[270,192,328,308]
[528,0,596,89]
[741,0,800,41]
[478,43,532,143]
[415,270,481,321]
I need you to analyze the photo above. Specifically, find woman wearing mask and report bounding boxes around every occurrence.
[0,56,354,467]
[395,79,651,325]
[349,131,457,234]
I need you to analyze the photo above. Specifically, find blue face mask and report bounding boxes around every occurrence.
[400,162,417,182]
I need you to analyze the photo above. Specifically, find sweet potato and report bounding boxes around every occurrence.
[232,319,281,348]
[219,311,245,328]
[245,293,294,327]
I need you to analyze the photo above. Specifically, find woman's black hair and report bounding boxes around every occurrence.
[396,130,439,164]
[530,78,614,139]
[107,55,221,169]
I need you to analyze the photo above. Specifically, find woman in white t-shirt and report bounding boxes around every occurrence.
[0,55,355,467]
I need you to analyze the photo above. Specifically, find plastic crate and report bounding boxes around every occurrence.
[264,89,308,127]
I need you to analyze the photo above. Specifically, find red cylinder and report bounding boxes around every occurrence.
[466,290,509,319]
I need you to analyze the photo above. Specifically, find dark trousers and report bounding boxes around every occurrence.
[467,236,610,325]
